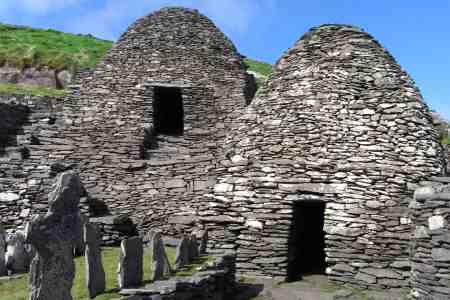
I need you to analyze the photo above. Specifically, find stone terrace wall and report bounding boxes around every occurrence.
[200,24,446,287]
[0,93,64,228]
[21,7,254,236]
[410,177,450,299]
[0,72,93,229]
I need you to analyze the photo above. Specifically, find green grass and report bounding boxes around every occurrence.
[0,83,66,97]
[0,22,273,96]
[0,247,212,300]
[244,58,272,77]
[0,22,273,77]
[0,23,113,72]
[443,136,450,145]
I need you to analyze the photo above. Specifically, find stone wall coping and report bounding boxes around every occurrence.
[89,215,132,225]
[429,177,450,184]
[143,82,192,88]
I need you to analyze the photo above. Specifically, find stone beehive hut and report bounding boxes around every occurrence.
[202,25,446,287]
[5,7,254,234]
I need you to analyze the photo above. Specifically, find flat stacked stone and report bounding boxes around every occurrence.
[26,171,83,300]
[410,177,450,299]
[0,93,93,230]
[89,215,138,246]
[201,24,446,287]
[118,236,144,289]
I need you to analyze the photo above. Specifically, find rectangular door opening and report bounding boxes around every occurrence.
[153,86,183,135]
[287,200,326,282]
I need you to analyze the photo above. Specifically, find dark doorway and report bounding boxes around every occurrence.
[0,103,30,156]
[287,200,326,281]
[153,86,183,135]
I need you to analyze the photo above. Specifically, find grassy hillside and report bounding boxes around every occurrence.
[0,23,113,72]
[0,22,272,76]
[244,58,272,77]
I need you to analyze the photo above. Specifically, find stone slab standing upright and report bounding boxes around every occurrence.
[84,222,106,298]
[175,236,190,270]
[5,231,29,274]
[26,171,83,300]
[0,225,6,276]
[74,214,88,257]
[149,231,172,281]
[198,229,208,255]
[188,235,199,260]
[118,236,143,288]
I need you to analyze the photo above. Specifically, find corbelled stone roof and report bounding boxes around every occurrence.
[204,24,446,285]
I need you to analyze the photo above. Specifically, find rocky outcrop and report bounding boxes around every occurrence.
[0,65,73,89]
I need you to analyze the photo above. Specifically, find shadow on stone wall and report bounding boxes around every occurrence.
[0,103,30,156]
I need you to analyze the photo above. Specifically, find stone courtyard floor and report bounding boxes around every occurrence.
[235,275,409,300]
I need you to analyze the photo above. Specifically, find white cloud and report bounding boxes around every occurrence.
[1,0,85,16]
[199,0,275,33]
[0,0,275,40]
[68,0,276,40]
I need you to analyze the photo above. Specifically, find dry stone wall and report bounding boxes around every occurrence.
[0,65,73,89]
[201,24,446,287]
[10,7,254,237]
[0,69,95,230]
[120,253,236,300]
[90,215,137,246]
[0,92,85,229]
[410,177,450,299]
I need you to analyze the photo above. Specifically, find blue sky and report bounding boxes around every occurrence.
[0,0,448,119]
